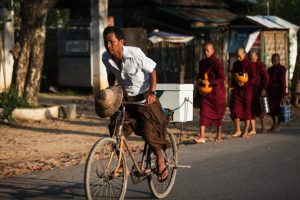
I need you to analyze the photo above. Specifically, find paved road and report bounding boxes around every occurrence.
[1,127,300,200]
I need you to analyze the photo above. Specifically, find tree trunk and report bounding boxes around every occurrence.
[24,25,46,104]
[12,0,57,105]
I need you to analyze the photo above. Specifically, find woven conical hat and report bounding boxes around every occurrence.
[95,85,123,118]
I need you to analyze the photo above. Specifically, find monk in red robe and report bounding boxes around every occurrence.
[230,48,256,138]
[194,43,226,143]
[249,50,269,134]
[268,53,287,131]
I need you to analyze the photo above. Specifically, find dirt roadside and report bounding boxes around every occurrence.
[0,93,299,178]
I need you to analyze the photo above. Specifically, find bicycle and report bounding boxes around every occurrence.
[84,101,178,199]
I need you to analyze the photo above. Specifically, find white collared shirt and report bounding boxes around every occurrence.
[102,46,156,96]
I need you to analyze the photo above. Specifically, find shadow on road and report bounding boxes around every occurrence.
[0,176,157,200]
[4,122,108,138]
[61,119,109,127]
[125,188,154,199]
[0,177,85,200]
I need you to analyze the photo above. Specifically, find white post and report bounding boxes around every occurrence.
[0,8,14,93]
[90,0,109,92]
[288,28,299,80]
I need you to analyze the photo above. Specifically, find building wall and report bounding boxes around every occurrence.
[41,28,59,90]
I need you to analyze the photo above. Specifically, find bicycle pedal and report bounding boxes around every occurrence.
[175,164,191,168]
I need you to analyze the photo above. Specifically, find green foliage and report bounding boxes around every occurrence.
[0,0,21,26]
[0,0,21,15]
[0,87,29,119]
[247,0,300,26]
[46,9,70,28]
[0,0,10,8]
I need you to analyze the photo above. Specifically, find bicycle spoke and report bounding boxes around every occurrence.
[85,138,127,200]
[109,183,117,199]
[90,178,104,188]
[109,185,121,199]
[103,186,107,200]
[111,182,120,196]
[95,179,107,197]
[90,176,100,180]
[109,185,113,199]
[92,181,103,200]
[112,181,123,189]
[91,176,103,189]
[147,132,178,198]
[114,175,124,184]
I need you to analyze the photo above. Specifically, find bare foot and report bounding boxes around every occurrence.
[232,131,242,137]
[242,134,249,139]
[248,130,256,136]
[215,137,222,143]
[193,138,206,144]
[158,162,168,182]
[242,130,249,139]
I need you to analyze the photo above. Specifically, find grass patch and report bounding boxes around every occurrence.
[0,87,30,120]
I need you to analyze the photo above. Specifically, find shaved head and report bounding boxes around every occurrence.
[236,47,246,55]
[271,53,280,66]
[236,47,246,61]
[204,42,214,49]
[249,50,259,63]
[204,42,215,58]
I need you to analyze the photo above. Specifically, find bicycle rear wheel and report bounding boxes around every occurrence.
[84,138,128,200]
[147,129,178,198]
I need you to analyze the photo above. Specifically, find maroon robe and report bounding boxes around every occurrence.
[268,64,287,116]
[198,55,226,127]
[230,58,256,120]
[252,61,270,117]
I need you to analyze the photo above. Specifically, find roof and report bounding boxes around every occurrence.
[148,30,194,43]
[107,0,227,7]
[158,7,237,27]
[246,15,299,29]
[225,0,257,4]
[152,0,227,7]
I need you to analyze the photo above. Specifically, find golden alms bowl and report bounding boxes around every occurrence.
[234,72,248,83]
[198,73,213,94]
[198,85,213,94]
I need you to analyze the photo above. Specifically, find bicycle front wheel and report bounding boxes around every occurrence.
[84,137,128,200]
[147,129,178,198]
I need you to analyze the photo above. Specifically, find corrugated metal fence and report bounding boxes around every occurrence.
[147,38,203,84]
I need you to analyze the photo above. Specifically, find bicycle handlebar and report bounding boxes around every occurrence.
[122,101,148,107]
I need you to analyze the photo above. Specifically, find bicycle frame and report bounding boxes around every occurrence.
[112,104,152,177]
[85,101,186,200]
